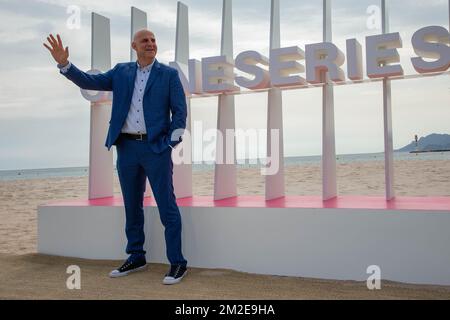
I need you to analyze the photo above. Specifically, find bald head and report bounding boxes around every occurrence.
[133,29,154,42]
[132,29,157,66]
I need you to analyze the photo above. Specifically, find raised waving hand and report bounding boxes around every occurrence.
[43,34,69,66]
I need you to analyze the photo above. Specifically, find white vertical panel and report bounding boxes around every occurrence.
[270,0,280,50]
[130,7,147,62]
[381,0,389,35]
[88,13,113,199]
[381,0,395,200]
[323,0,332,42]
[265,0,285,200]
[214,0,237,200]
[173,1,193,199]
[322,0,337,200]
[220,0,234,58]
[175,2,189,63]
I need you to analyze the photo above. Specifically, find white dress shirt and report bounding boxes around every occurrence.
[121,60,154,134]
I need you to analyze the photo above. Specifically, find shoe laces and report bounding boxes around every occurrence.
[119,259,133,271]
[167,264,183,277]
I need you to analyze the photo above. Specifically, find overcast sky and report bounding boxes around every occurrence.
[0,0,449,170]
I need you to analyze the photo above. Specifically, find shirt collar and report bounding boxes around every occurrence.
[136,59,155,73]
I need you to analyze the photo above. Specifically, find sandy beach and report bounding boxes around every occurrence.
[0,159,449,299]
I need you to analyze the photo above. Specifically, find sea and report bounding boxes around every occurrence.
[1,151,450,182]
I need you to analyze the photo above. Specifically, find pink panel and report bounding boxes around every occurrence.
[45,195,450,211]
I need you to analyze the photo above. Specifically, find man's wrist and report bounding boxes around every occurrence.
[57,61,71,73]
[57,61,69,67]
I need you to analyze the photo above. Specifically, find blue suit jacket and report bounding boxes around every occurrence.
[60,60,187,153]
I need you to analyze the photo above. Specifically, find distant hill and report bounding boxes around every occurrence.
[396,133,450,152]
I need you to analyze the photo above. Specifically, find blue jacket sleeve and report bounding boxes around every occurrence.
[60,63,116,91]
[168,69,188,147]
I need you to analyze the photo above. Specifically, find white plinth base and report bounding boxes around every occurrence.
[38,196,450,286]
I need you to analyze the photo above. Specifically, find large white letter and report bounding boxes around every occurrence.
[201,55,239,93]
[235,50,270,89]
[305,42,345,84]
[170,59,203,95]
[346,38,363,80]
[269,46,305,87]
[366,32,404,78]
[411,26,450,74]
[80,69,113,102]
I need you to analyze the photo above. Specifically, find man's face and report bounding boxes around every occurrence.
[132,31,157,60]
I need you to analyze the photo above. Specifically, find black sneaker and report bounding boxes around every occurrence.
[109,257,147,278]
[163,264,187,285]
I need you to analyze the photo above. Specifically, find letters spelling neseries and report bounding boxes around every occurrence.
[171,25,450,95]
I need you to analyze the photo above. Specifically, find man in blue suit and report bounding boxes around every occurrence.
[44,30,188,284]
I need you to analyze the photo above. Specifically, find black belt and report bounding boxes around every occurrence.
[121,133,147,141]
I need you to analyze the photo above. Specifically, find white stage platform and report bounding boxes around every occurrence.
[38,195,450,286]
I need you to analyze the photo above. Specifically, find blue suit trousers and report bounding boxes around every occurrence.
[115,135,187,267]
